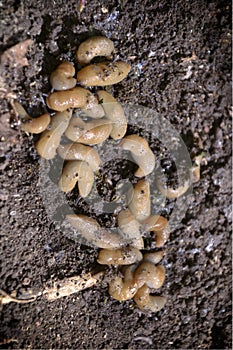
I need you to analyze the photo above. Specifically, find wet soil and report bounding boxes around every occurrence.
[0,0,232,349]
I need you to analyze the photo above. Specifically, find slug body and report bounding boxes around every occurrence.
[36,110,72,159]
[97,246,143,265]
[143,215,170,247]
[58,143,102,172]
[65,117,112,145]
[143,251,165,265]
[21,113,51,134]
[46,87,101,113]
[96,90,127,139]
[59,160,94,196]
[134,261,165,289]
[14,102,50,134]
[157,179,190,199]
[128,179,151,222]
[120,135,155,177]
[13,101,30,119]
[82,102,105,119]
[76,36,114,65]
[50,61,76,91]
[117,209,144,249]
[66,214,125,248]
[108,265,138,301]
[22,35,170,313]
[134,284,167,312]
[77,61,131,86]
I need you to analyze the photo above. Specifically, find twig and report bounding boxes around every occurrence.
[0,289,36,305]
[41,271,104,301]
[0,338,18,345]
[0,271,104,306]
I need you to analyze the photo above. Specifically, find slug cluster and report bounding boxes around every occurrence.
[18,36,188,312]
[19,36,130,197]
[66,204,169,312]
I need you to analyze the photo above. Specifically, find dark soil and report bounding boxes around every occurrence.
[0,0,232,349]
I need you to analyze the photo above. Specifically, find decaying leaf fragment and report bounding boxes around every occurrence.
[1,39,33,68]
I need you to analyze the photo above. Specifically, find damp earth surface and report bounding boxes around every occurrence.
[0,0,231,349]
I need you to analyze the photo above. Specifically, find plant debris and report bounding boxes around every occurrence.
[1,39,33,68]
[0,271,104,306]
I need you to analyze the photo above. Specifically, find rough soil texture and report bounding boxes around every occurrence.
[0,0,232,349]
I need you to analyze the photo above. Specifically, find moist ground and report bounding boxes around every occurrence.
[0,0,232,349]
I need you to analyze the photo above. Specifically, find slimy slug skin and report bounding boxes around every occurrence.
[65,117,112,145]
[134,261,166,289]
[108,265,138,301]
[76,36,114,66]
[96,90,127,140]
[22,35,171,313]
[117,209,144,249]
[108,253,167,311]
[58,143,102,172]
[50,61,76,91]
[21,113,51,134]
[14,101,51,134]
[120,134,155,177]
[142,215,170,247]
[143,251,165,265]
[36,110,72,159]
[134,285,167,312]
[46,87,99,112]
[128,179,151,222]
[77,61,131,86]
[97,246,143,265]
[157,179,190,199]
[66,214,126,249]
[82,102,105,119]
[59,160,94,196]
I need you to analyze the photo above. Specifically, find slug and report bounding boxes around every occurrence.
[21,113,50,134]
[76,36,114,66]
[134,261,165,289]
[108,265,138,301]
[59,160,94,196]
[157,179,190,199]
[117,209,144,249]
[134,284,167,312]
[120,135,155,177]
[36,110,72,159]
[58,143,102,172]
[96,90,127,140]
[50,61,76,91]
[128,179,151,222]
[21,35,173,313]
[142,215,170,247]
[65,116,112,145]
[46,87,102,114]
[14,101,51,134]
[97,246,143,265]
[66,214,125,249]
[77,61,131,86]
[64,116,86,141]
[190,154,203,183]
[82,103,105,119]
[143,251,165,265]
